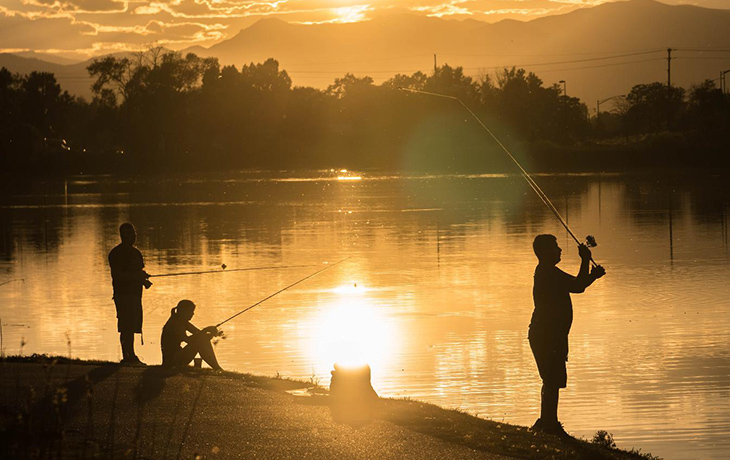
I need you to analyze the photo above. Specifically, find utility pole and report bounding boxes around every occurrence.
[666,48,673,130]
[666,48,672,88]
[721,70,730,94]
[434,54,437,75]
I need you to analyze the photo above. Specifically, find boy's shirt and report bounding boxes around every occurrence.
[530,264,579,341]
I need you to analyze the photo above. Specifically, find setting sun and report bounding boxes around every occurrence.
[331,5,371,23]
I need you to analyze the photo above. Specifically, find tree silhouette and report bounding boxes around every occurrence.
[624,82,685,133]
[3,56,730,173]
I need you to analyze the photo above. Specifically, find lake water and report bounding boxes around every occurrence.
[1,170,729,459]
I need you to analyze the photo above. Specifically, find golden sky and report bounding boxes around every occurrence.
[0,0,727,59]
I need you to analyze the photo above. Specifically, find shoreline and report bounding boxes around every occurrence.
[0,355,658,459]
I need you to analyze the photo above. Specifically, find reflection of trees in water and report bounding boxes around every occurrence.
[0,206,65,262]
[617,173,730,227]
[2,173,728,267]
[0,176,298,265]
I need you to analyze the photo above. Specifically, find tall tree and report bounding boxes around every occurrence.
[624,82,685,133]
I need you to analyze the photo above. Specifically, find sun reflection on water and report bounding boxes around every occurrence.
[309,282,395,373]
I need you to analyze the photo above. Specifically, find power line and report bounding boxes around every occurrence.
[674,48,730,53]
[284,51,665,75]
[113,48,685,76]
[674,56,730,61]
[531,57,666,74]
[255,48,670,66]
[476,50,663,69]
[442,48,665,58]
[286,57,667,76]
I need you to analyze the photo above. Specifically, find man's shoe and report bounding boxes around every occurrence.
[530,418,547,432]
[129,356,147,366]
[544,421,570,438]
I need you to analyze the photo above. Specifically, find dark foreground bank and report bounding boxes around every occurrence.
[0,356,657,460]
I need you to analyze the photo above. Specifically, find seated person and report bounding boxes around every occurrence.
[161,299,223,370]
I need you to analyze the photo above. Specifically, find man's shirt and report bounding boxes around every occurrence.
[108,243,145,297]
[530,264,582,339]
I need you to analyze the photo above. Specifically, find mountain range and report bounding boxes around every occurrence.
[1,0,729,108]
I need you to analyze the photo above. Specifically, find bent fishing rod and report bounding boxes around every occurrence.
[215,257,351,328]
[149,264,315,279]
[399,87,598,266]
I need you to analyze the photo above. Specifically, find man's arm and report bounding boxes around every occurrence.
[569,244,605,292]
[110,268,147,283]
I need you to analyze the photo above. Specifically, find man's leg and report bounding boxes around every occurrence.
[541,384,559,424]
[120,331,135,361]
[116,295,142,362]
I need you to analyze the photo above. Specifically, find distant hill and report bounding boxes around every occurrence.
[189,0,730,107]
[13,51,81,66]
[0,53,96,100]
[2,0,730,106]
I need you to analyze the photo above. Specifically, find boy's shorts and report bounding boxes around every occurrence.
[529,331,568,388]
[114,294,143,333]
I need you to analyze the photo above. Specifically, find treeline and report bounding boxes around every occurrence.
[1,48,729,173]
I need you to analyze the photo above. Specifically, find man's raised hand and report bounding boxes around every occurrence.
[578,243,592,261]
[591,265,606,279]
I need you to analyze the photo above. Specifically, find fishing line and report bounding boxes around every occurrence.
[149,264,315,279]
[399,88,597,264]
[0,278,25,287]
[215,257,351,327]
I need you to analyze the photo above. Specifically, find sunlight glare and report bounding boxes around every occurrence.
[311,283,393,370]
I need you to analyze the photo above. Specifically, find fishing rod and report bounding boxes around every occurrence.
[399,87,598,266]
[215,257,351,328]
[149,264,315,279]
[0,278,25,288]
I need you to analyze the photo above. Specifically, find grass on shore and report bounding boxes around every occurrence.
[379,397,658,460]
[1,355,658,460]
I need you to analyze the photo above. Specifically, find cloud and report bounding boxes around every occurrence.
[25,0,128,13]
[0,0,726,58]
[0,7,97,49]
[400,0,607,19]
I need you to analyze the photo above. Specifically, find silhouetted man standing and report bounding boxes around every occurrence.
[108,223,151,364]
[529,234,605,436]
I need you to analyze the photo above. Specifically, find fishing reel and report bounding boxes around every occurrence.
[142,271,153,289]
[583,235,603,271]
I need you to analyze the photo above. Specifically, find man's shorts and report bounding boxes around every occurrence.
[114,295,143,333]
[529,330,568,389]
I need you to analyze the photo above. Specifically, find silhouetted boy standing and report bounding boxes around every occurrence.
[529,234,605,436]
[108,222,151,364]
